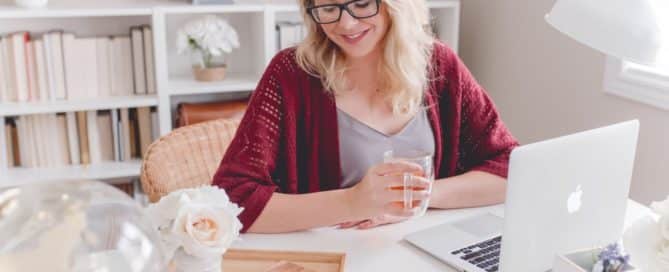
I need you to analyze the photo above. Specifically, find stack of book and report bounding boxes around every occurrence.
[4,107,159,168]
[0,25,156,103]
[276,21,306,50]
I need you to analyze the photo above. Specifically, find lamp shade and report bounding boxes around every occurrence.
[546,0,668,66]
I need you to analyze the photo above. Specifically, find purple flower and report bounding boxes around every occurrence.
[594,243,631,272]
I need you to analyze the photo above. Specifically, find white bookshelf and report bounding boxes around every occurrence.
[0,159,143,187]
[167,74,260,96]
[0,0,461,187]
[0,95,158,116]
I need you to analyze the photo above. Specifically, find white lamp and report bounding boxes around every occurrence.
[545,0,669,66]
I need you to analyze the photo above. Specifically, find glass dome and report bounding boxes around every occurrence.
[0,180,167,272]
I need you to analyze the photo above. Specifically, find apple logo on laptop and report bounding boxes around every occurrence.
[567,185,583,214]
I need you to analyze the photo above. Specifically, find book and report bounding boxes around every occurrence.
[45,114,59,167]
[65,111,81,165]
[25,40,38,102]
[97,111,115,162]
[130,26,146,95]
[4,120,20,167]
[56,114,70,165]
[26,115,39,167]
[87,111,102,164]
[42,32,57,101]
[8,32,29,102]
[33,115,48,167]
[76,111,90,164]
[137,107,153,157]
[96,37,112,98]
[47,31,68,100]
[128,109,139,158]
[120,108,131,161]
[15,117,28,167]
[110,36,133,96]
[276,22,305,50]
[63,35,98,100]
[142,25,156,95]
[33,39,50,102]
[0,36,7,102]
[111,109,120,161]
[151,110,159,141]
[4,122,13,167]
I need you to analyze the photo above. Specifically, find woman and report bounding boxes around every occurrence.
[212,0,518,233]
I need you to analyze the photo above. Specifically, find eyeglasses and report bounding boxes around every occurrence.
[307,0,381,24]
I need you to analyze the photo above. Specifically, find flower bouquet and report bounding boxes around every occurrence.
[145,185,244,272]
[177,15,240,81]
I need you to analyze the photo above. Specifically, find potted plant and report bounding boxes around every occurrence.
[177,15,240,82]
[553,243,637,272]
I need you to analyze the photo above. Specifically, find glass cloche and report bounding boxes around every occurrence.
[0,180,167,272]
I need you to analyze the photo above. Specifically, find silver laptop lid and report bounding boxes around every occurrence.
[499,120,639,271]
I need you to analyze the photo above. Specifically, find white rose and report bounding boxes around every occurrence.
[651,196,669,217]
[146,186,243,260]
[170,188,243,258]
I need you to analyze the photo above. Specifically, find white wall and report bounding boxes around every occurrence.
[459,0,669,205]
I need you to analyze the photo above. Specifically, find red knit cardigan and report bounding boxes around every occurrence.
[212,42,519,232]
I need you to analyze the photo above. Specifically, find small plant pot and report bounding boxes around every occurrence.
[553,248,638,272]
[192,65,227,82]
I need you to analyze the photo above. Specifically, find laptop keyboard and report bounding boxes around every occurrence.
[450,236,501,272]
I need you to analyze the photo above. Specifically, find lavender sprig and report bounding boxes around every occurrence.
[592,243,631,272]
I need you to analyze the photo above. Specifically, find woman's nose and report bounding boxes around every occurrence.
[337,9,359,29]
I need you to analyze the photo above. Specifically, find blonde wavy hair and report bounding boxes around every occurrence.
[295,0,435,115]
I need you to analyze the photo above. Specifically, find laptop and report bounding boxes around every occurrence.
[404,120,639,272]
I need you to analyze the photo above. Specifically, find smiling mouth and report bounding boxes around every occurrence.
[340,29,370,43]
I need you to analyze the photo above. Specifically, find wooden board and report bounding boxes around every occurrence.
[222,249,346,272]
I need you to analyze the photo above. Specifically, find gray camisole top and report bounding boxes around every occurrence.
[337,108,435,188]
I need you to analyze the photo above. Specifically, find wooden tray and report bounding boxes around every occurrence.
[222,249,346,272]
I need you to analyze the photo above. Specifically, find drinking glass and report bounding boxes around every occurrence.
[383,149,435,217]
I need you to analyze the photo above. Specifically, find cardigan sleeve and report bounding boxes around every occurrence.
[211,52,289,232]
[442,44,519,178]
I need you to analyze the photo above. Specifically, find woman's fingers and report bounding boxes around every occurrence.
[383,188,430,202]
[357,215,408,229]
[337,220,367,229]
[381,175,431,190]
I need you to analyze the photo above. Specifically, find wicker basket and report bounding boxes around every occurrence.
[140,118,240,202]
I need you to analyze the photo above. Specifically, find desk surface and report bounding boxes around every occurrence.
[231,200,651,271]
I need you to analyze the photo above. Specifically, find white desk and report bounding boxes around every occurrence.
[231,200,652,271]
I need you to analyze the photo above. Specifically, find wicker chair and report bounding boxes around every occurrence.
[140,118,240,202]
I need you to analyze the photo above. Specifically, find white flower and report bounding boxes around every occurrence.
[176,15,240,58]
[651,196,669,217]
[145,186,243,260]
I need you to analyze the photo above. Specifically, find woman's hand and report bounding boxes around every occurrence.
[337,214,410,229]
[346,161,431,220]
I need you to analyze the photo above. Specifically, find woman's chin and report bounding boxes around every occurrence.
[339,45,377,59]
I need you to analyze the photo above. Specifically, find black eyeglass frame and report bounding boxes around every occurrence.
[306,0,382,24]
